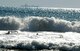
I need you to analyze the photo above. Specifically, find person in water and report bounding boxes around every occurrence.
[6,30,18,34]
[36,33,38,35]
[6,31,11,34]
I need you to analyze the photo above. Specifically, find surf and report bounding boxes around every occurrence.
[0,16,80,33]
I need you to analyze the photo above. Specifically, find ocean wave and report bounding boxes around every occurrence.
[0,16,21,30]
[0,16,80,32]
[21,16,80,32]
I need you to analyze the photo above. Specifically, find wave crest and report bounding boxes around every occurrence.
[0,16,80,32]
[21,16,80,32]
[0,16,21,30]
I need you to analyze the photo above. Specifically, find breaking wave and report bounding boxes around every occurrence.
[0,16,80,32]
[0,16,21,30]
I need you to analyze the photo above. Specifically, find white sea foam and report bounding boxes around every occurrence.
[0,31,80,51]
